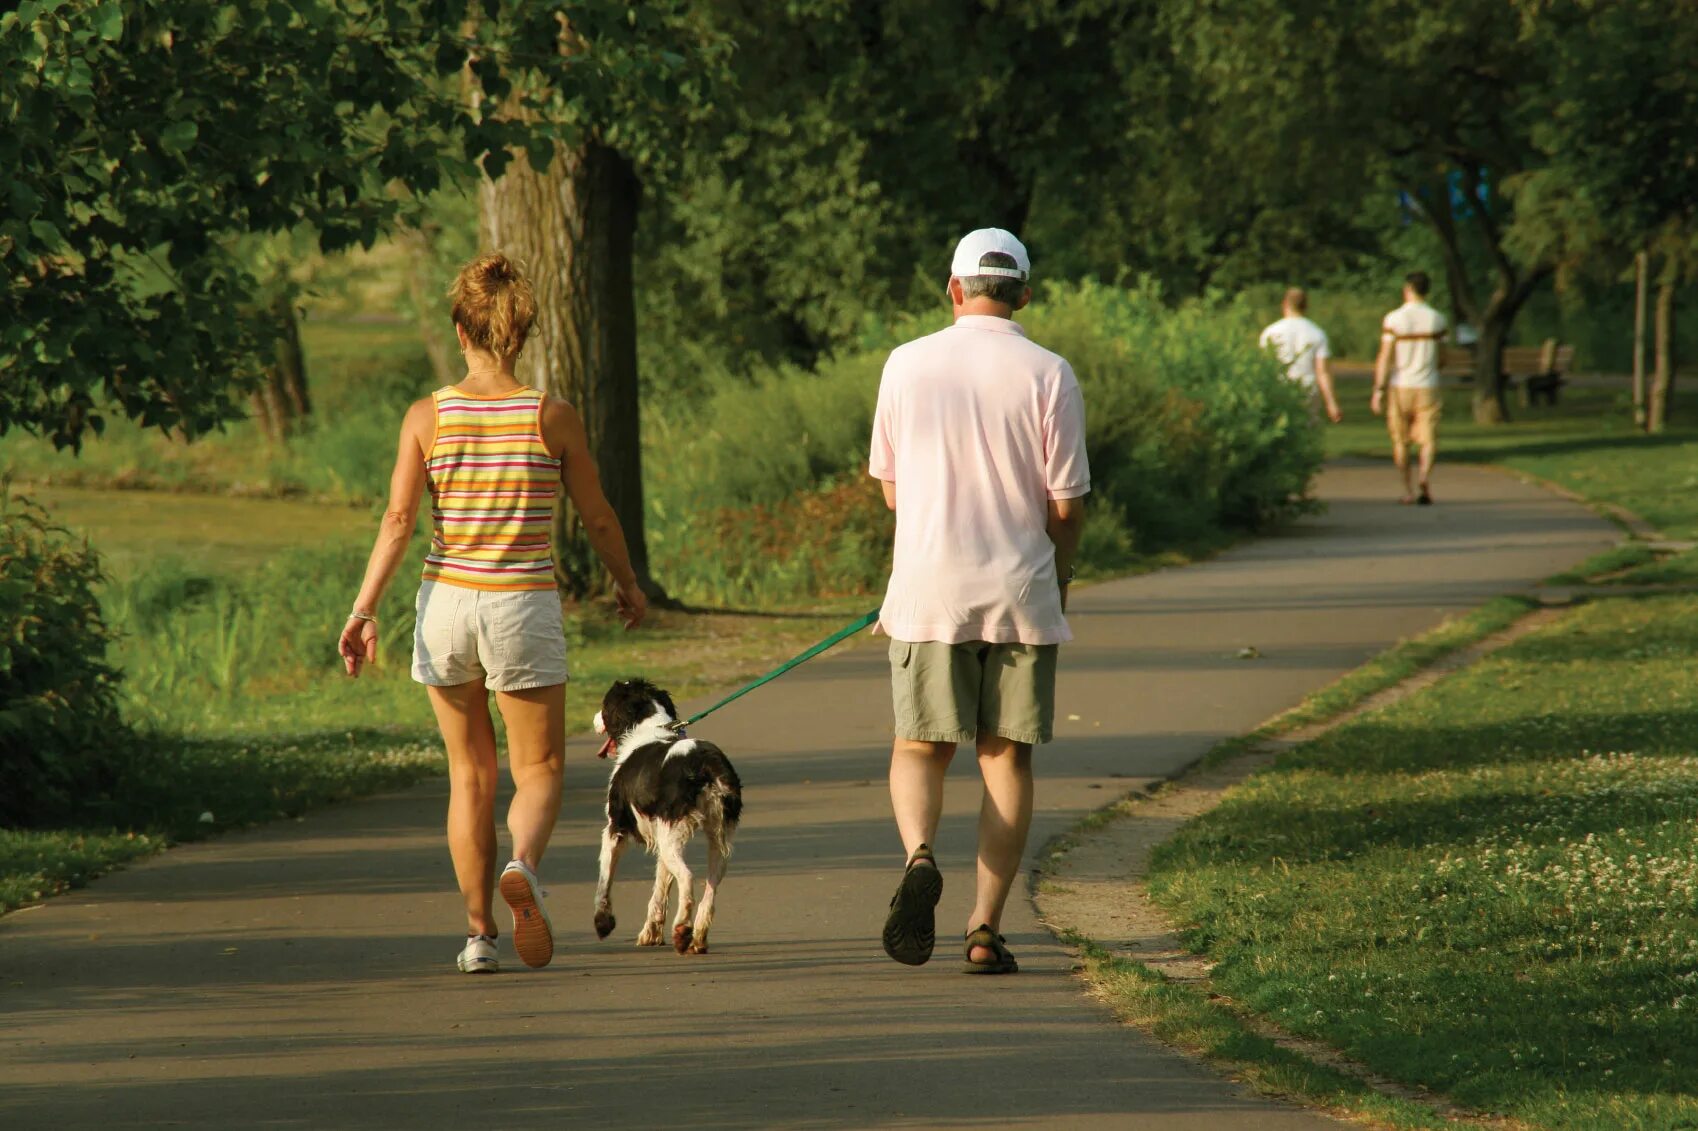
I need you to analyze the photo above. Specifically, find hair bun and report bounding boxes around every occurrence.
[449,253,536,358]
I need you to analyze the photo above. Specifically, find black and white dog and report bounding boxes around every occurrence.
[591,679,742,955]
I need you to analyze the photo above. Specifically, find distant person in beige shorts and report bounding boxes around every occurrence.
[337,253,647,976]
[1371,271,1448,505]
[868,228,1090,975]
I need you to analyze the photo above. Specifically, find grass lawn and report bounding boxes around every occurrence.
[1147,592,1698,1129]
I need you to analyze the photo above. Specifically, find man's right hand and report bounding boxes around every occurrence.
[1370,388,1385,417]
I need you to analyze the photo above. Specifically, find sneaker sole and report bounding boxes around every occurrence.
[456,958,499,974]
[500,870,555,969]
[882,863,942,966]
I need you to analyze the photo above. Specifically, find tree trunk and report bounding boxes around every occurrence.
[399,223,461,387]
[1469,268,1550,425]
[252,292,309,440]
[1470,316,1511,424]
[480,139,664,602]
[1647,279,1677,434]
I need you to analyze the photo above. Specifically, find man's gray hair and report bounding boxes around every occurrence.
[958,251,1027,306]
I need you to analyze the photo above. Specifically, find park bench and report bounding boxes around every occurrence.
[1437,340,1572,406]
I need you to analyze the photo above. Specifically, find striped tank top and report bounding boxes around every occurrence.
[421,386,561,591]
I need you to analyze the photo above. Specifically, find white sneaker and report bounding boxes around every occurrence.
[456,934,499,974]
[499,859,555,968]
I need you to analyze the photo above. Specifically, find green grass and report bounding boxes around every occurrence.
[1545,543,1660,586]
[1325,383,1698,539]
[1262,594,1539,738]
[1613,548,1698,587]
[1067,934,1456,1130]
[28,484,372,574]
[1147,593,1698,1130]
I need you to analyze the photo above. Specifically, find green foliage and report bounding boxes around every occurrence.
[646,281,1323,604]
[0,491,129,826]
[0,0,708,449]
[1508,0,1698,282]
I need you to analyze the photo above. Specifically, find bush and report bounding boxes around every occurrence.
[645,279,1324,603]
[0,494,131,826]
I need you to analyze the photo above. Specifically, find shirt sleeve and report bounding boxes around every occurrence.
[1043,364,1091,500]
[868,360,897,481]
[1315,328,1331,360]
[1257,325,1274,350]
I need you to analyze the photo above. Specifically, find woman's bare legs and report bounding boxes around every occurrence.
[427,680,500,937]
[494,683,566,871]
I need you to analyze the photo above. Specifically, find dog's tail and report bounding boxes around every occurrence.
[694,744,743,832]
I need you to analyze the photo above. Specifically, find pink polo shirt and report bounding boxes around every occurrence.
[869,314,1091,645]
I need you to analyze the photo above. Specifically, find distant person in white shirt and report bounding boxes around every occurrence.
[1371,271,1448,505]
[1259,288,1342,423]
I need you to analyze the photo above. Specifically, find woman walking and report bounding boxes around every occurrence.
[338,253,647,974]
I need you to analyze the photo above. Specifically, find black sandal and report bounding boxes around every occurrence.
[962,924,1019,974]
[882,845,942,966]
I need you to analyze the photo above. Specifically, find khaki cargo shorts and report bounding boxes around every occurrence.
[889,638,1058,746]
[1387,385,1441,450]
[411,581,569,693]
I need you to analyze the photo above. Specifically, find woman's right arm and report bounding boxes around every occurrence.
[545,397,648,629]
[339,398,433,676]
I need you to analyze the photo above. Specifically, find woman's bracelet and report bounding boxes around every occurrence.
[348,610,378,623]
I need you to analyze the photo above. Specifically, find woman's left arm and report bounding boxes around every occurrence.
[339,398,433,677]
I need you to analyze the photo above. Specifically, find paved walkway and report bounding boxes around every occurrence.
[0,462,1614,1130]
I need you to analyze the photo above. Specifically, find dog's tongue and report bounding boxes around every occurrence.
[596,735,616,759]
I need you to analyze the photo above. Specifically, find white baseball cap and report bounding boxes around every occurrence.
[950,228,1030,281]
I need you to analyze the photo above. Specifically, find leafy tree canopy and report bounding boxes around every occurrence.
[0,0,700,448]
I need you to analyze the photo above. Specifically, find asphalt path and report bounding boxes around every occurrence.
[0,461,1615,1130]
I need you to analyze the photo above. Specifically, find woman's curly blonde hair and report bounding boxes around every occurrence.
[448,252,536,357]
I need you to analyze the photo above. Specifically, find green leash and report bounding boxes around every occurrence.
[683,609,880,727]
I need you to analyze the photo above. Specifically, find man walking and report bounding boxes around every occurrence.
[868,228,1090,974]
[1259,288,1342,423]
[1371,271,1448,504]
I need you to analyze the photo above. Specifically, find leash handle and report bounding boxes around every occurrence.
[683,609,880,726]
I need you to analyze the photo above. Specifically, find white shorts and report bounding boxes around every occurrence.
[411,581,569,693]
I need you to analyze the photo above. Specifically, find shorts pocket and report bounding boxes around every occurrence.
[889,639,913,668]
[415,584,461,662]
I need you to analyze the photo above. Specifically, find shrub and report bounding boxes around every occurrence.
[0,493,131,826]
[644,279,1324,601]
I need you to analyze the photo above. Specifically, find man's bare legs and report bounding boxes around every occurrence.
[426,681,565,939]
[1417,440,1436,501]
[969,733,1033,963]
[494,683,566,871]
[427,681,500,937]
[890,737,955,857]
[889,732,1035,964]
[1391,439,1415,503]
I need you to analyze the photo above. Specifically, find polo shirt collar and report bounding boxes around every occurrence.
[953,314,1027,337]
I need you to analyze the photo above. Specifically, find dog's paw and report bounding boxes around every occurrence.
[672,924,694,955]
[636,923,663,946]
[594,910,616,940]
[685,938,709,955]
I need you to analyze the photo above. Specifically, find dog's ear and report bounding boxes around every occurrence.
[655,688,679,723]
